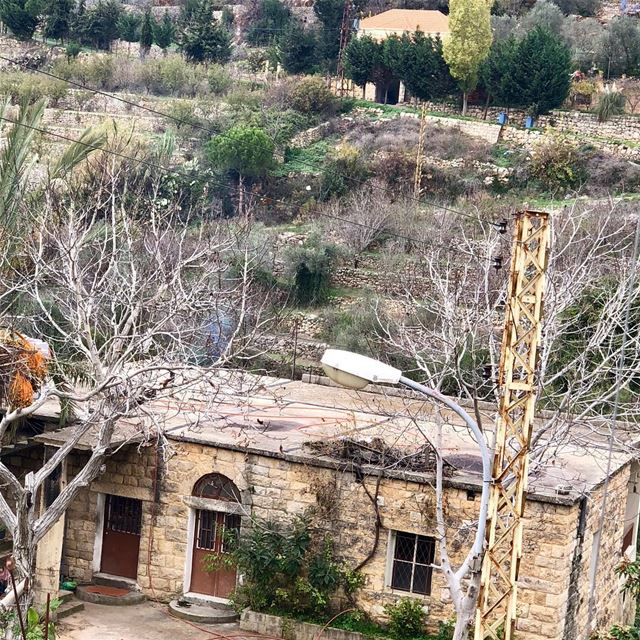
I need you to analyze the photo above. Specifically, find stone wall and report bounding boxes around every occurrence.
[59,437,635,639]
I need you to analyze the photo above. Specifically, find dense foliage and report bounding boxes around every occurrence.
[180,0,231,64]
[216,516,360,617]
[481,27,572,114]
[344,33,454,102]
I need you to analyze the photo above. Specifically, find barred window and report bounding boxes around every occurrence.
[390,531,435,596]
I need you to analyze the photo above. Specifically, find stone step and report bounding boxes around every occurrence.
[75,584,146,606]
[58,589,74,605]
[168,599,238,624]
[56,599,85,620]
[92,572,138,590]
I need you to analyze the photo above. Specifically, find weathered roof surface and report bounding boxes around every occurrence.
[358,9,449,33]
[35,371,636,504]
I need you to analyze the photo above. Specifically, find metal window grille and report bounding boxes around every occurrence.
[390,532,435,596]
[105,495,142,535]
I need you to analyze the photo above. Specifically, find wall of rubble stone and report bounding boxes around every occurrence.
[59,438,634,639]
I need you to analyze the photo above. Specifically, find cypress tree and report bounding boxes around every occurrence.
[44,0,74,42]
[139,7,154,57]
[154,10,175,53]
[180,0,231,64]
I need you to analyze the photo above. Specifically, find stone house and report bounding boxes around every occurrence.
[4,373,640,638]
[355,9,449,104]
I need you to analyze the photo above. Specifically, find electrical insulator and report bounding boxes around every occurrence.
[492,220,508,234]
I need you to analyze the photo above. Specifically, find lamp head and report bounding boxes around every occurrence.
[320,349,402,390]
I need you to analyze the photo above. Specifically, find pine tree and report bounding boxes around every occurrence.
[344,35,382,89]
[245,0,291,46]
[118,11,140,52]
[43,0,74,42]
[480,37,519,109]
[279,21,318,75]
[443,0,493,115]
[139,7,154,57]
[154,11,174,54]
[0,0,42,41]
[390,33,455,102]
[313,0,344,69]
[180,0,231,64]
[509,27,572,115]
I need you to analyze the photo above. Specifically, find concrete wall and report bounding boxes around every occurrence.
[59,439,636,639]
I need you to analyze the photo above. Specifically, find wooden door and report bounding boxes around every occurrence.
[190,510,239,597]
[100,495,142,580]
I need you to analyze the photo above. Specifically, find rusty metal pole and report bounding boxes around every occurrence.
[44,592,51,640]
[9,568,27,640]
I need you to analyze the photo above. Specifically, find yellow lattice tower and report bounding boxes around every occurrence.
[476,210,551,640]
[413,103,427,204]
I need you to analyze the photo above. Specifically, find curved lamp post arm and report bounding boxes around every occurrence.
[398,376,491,563]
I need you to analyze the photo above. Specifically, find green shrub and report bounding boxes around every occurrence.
[596,89,626,122]
[53,55,117,89]
[139,55,206,96]
[207,64,232,95]
[384,598,428,639]
[66,42,82,60]
[290,76,335,115]
[0,72,68,104]
[591,626,640,640]
[435,619,455,640]
[218,515,359,618]
[285,234,339,306]
[529,135,588,193]
[320,144,370,200]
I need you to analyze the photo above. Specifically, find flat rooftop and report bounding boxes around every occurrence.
[35,371,635,505]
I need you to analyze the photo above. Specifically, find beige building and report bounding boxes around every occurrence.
[355,9,450,103]
[4,373,640,638]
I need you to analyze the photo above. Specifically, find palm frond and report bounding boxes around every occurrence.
[0,98,45,236]
[49,127,107,181]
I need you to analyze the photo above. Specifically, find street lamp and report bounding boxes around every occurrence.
[320,349,491,563]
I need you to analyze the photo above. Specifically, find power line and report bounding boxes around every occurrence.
[0,53,484,224]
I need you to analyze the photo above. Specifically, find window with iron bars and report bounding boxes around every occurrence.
[389,531,435,596]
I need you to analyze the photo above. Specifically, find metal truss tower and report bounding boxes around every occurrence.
[476,210,551,640]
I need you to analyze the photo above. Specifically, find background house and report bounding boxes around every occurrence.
[355,9,450,103]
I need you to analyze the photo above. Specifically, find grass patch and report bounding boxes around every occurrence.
[277,138,335,175]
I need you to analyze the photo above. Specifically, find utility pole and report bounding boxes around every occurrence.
[476,210,551,640]
[335,0,353,97]
[413,104,427,205]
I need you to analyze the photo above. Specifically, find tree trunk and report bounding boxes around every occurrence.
[462,92,468,116]
[452,607,474,640]
[12,491,36,612]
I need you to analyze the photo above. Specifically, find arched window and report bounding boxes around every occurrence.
[192,473,241,502]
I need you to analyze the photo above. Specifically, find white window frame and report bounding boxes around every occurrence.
[385,530,436,597]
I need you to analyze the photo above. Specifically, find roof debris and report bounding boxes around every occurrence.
[306,436,453,475]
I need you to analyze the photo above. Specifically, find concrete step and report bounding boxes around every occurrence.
[75,584,146,606]
[92,572,138,590]
[58,589,74,605]
[168,599,238,624]
[56,599,85,620]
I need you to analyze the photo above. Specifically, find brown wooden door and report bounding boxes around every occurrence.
[100,495,142,580]
[190,510,239,597]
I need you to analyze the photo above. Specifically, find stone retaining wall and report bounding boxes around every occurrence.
[240,610,364,640]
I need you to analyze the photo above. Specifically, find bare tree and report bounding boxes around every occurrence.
[365,201,640,638]
[319,185,397,255]
[0,139,272,616]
